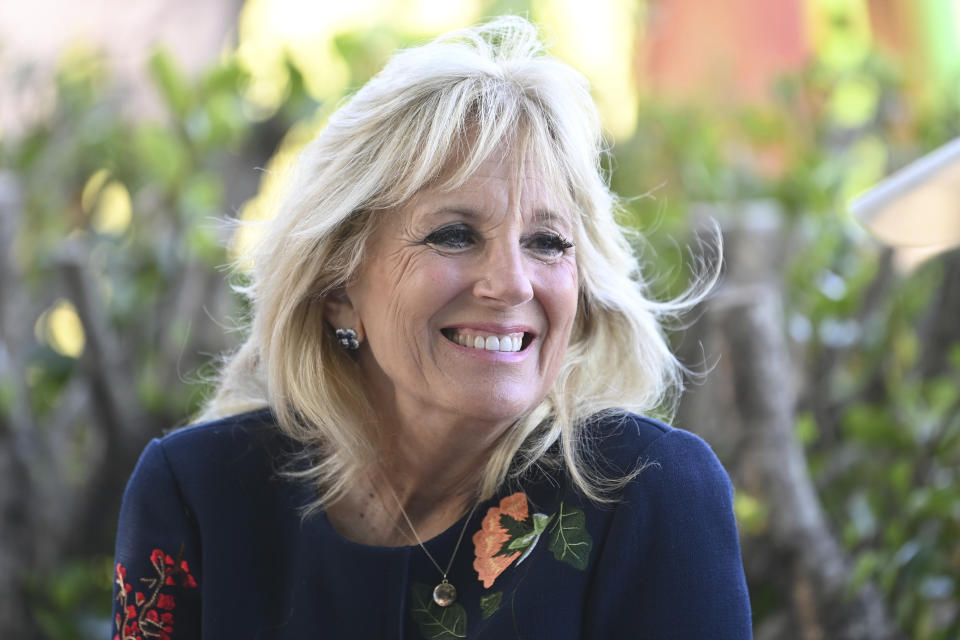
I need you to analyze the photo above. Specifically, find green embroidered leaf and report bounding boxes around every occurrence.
[506,534,537,551]
[513,513,554,564]
[499,513,533,538]
[496,511,555,557]
[548,503,593,570]
[409,582,468,640]
[531,512,553,535]
[495,513,535,557]
[479,591,503,620]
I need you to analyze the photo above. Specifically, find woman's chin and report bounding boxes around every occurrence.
[439,388,543,429]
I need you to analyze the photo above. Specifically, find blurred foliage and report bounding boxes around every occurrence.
[608,9,960,637]
[1,41,316,639]
[26,557,113,640]
[5,47,251,419]
[2,3,959,639]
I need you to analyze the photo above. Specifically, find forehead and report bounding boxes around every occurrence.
[406,149,573,224]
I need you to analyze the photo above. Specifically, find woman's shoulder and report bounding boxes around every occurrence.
[130,407,294,500]
[154,407,285,464]
[585,411,733,502]
[586,411,720,465]
[578,413,751,637]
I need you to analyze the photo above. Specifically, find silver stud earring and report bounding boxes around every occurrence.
[335,328,360,350]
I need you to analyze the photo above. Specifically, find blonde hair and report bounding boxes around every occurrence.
[202,16,710,510]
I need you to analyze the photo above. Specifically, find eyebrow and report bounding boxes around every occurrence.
[418,206,570,225]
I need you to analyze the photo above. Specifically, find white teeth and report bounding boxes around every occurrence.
[450,330,524,353]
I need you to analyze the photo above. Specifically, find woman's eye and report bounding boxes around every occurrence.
[423,225,476,250]
[525,232,574,257]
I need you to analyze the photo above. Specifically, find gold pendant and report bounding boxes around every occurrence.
[432,580,457,607]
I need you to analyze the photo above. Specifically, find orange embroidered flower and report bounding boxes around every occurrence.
[472,492,529,588]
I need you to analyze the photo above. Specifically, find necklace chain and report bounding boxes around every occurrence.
[384,482,479,606]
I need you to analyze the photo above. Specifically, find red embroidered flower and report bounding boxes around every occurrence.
[472,492,529,588]
[115,544,196,640]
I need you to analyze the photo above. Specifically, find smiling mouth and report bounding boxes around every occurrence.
[441,328,533,353]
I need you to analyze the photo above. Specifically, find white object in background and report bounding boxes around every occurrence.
[850,136,960,269]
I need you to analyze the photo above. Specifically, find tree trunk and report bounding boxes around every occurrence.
[0,172,40,638]
[676,204,900,640]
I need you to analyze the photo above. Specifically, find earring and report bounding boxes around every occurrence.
[335,328,360,350]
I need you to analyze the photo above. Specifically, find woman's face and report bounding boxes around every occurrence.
[328,150,579,430]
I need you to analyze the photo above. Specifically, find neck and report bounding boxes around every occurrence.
[326,399,512,547]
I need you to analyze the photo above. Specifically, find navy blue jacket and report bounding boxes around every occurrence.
[112,410,752,639]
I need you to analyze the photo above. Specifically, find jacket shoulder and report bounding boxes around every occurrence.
[158,408,285,463]
[584,411,675,471]
[151,408,300,501]
[586,412,731,498]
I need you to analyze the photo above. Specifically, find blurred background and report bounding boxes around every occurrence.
[1,0,958,638]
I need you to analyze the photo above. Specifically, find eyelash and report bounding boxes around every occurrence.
[526,233,574,255]
[421,224,574,257]
[423,225,475,250]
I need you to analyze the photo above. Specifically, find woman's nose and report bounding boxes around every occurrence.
[472,242,534,307]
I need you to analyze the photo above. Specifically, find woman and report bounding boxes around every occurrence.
[112,17,751,639]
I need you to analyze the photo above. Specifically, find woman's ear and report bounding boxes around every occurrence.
[323,288,364,343]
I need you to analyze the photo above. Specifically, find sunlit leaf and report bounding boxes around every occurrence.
[734,492,768,536]
[35,299,85,359]
[91,180,132,235]
[80,168,111,214]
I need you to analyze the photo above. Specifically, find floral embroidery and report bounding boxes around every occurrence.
[114,545,197,640]
[411,492,595,639]
[472,492,556,588]
[471,493,529,588]
[546,502,593,570]
[409,582,468,640]
[479,591,502,619]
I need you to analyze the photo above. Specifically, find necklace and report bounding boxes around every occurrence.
[385,484,479,607]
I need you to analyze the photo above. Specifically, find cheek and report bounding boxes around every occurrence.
[544,262,579,333]
[357,253,461,344]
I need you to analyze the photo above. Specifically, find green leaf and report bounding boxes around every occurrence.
[409,582,467,640]
[548,503,593,571]
[479,591,502,620]
[499,513,533,538]
[133,126,188,188]
[947,344,960,372]
[531,512,552,535]
[503,513,552,554]
[149,49,190,118]
[495,513,534,557]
